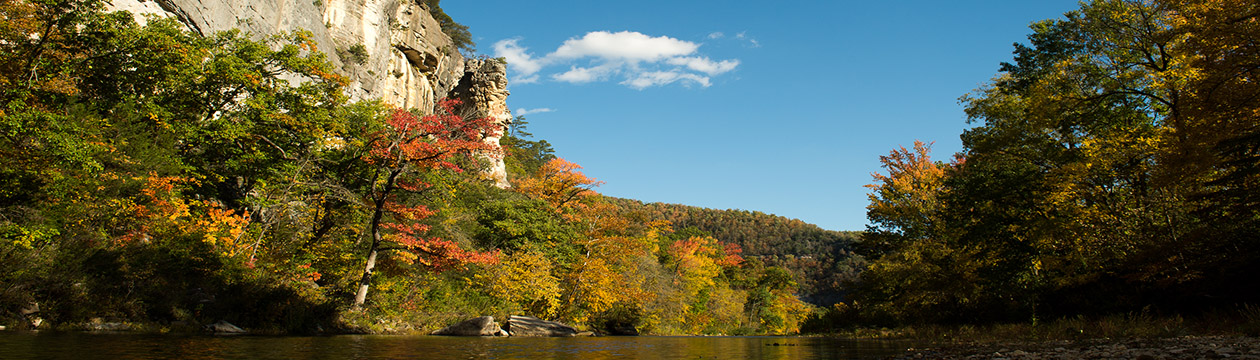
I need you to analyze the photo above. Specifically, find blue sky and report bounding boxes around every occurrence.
[443,1,1082,231]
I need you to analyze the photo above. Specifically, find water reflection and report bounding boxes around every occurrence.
[0,332,912,359]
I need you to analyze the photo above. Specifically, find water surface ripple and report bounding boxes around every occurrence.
[0,332,913,359]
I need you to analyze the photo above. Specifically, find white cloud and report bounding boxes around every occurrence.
[553,67,599,83]
[514,108,555,116]
[553,63,619,83]
[514,74,541,84]
[735,31,761,48]
[493,39,545,80]
[622,71,711,90]
[491,31,740,89]
[666,56,740,75]
[550,31,698,62]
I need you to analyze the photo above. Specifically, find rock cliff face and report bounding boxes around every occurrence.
[451,58,512,187]
[109,0,510,186]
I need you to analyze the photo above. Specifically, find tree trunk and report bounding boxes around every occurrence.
[354,196,389,308]
[353,245,378,308]
[354,168,399,308]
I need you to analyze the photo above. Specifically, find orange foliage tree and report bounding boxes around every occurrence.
[515,158,604,211]
[862,140,949,256]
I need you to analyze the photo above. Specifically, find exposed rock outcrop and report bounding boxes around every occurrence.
[19,302,42,329]
[108,0,511,187]
[451,58,512,188]
[506,315,578,337]
[205,320,246,334]
[82,322,134,332]
[430,316,507,336]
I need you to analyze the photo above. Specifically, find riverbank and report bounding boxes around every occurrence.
[822,307,1260,341]
[892,335,1260,359]
[809,310,1260,359]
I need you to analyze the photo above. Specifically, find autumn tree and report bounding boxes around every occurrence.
[515,158,604,211]
[1,0,117,254]
[478,249,562,317]
[853,141,991,322]
[955,0,1215,317]
[1162,0,1260,299]
[861,140,948,256]
[662,235,744,332]
[745,266,812,334]
[0,1,373,329]
[852,0,1260,324]
[350,100,502,308]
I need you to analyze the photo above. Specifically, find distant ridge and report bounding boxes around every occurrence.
[607,198,863,305]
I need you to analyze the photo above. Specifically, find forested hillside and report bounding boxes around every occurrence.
[608,199,862,305]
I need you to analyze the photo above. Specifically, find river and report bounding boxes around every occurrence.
[0,332,914,359]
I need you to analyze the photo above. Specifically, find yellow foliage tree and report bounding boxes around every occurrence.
[479,249,562,318]
[863,140,947,253]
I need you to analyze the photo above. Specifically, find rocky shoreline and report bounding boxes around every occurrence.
[892,336,1260,359]
[429,315,628,337]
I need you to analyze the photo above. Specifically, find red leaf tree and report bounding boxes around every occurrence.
[353,99,502,308]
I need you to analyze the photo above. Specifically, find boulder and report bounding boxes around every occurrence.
[84,322,132,331]
[430,316,503,336]
[84,318,133,332]
[19,302,44,329]
[19,302,39,316]
[205,320,246,334]
[506,315,578,337]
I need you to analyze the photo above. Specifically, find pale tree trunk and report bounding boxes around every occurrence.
[353,239,379,307]
[354,168,398,309]
[354,204,387,308]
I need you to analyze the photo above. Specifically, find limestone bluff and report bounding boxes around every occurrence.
[110,0,512,187]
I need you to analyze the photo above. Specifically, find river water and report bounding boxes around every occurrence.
[0,332,913,359]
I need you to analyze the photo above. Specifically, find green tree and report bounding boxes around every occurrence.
[420,0,474,55]
[0,3,362,329]
[501,115,558,180]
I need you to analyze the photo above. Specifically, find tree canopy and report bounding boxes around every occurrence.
[848,0,1260,325]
